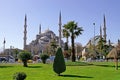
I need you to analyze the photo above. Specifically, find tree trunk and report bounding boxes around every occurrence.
[23,61,28,67]
[66,37,68,45]
[58,73,60,76]
[71,35,76,62]
[114,58,118,70]
[42,60,46,64]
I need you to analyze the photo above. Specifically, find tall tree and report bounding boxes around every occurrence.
[63,21,83,62]
[97,37,110,58]
[96,37,105,58]
[62,27,70,59]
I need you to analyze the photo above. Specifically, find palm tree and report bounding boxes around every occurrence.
[62,27,70,51]
[63,21,83,62]
[62,26,70,45]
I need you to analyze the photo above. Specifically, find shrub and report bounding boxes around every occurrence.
[13,72,27,80]
[53,47,66,76]
[18,51,32,67]
[40,54,49,64]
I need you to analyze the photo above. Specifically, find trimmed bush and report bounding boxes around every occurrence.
[18,51,32,67]
[40,54,49,64]
[53,47,66,76]
[13,72,27,80]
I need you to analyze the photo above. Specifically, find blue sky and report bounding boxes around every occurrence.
[0,0,120,49]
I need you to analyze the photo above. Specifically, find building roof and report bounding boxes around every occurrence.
[107,44,120,58]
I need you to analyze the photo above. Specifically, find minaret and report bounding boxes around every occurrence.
[23,14,27,50]
[118,39,120,45]
[39,24,41,35]
[3,38,6,54]
[103,14,107,43]
[59,11,62,47]
[100,25,102,39]
[108,39,111,46]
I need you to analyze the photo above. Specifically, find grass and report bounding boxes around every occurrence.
[0,62,120,80]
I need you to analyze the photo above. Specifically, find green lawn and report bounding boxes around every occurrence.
[0,61,120,80]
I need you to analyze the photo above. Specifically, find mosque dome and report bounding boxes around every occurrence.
[90,35,101,45]
[86,35,101,48]
[44,29,54,34]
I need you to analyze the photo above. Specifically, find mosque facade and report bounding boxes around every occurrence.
[26,28,64,55]
[23,13,64,56]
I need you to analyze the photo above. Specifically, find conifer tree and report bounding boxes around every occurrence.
[53,47,66,76]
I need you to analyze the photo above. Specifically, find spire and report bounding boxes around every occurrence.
[24,14,27,50]
[59,11,62,47]
[39,24,41,35]
[100,25,102,39]
[103,14,107,43]
[59,11,62,26]
[25,14,27,24]
[108,39,111,46]
[118,39,120,45]
[3,38,6,44]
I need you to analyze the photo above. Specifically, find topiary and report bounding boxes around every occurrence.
[13,72,27,80]
[53,47,66,76]
[40,54,49,64]
[18,51,32,67]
